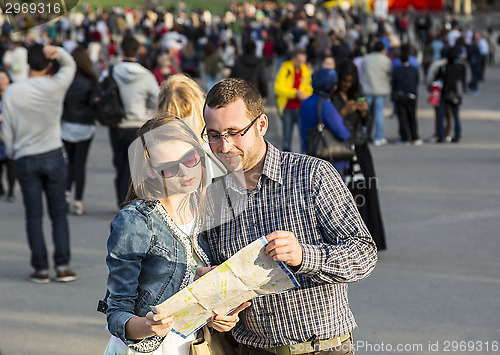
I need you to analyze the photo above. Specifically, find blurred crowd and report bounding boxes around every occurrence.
[1,1,498,270]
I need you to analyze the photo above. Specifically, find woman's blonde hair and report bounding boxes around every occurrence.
[157,74,206,137]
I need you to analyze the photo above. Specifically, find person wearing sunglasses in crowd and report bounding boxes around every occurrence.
[157,73,226,184]
[102,113,249,355]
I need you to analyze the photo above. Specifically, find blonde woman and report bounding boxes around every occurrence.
[103,113,248,355]
[158,74,226,183]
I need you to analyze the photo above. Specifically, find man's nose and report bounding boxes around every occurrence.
[219,136,233,153]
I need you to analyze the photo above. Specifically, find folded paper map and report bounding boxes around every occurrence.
[149,236,299,338]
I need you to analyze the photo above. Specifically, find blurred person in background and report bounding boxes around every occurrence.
[61,46,98,215]
[152,52,177,85]
[2,44,77,283]
[361,40,391,146]
[109,35,159,207]
[202,41,223,91]
[230,41,268,101]
[435,47,463,143]
[300,68,350,177]
[332,60,386,250]
[0,68,15,202]
[391,45,421,145]
[275,48,312,152]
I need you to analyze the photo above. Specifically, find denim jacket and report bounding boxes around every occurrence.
[105,199,211,352]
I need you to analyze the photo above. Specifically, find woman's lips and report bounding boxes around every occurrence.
[181,177,195,187]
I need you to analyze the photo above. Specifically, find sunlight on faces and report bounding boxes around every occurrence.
[322,57,335,70]
[128,122,205,202]
[204,99,265,173]
[149,140,203,196]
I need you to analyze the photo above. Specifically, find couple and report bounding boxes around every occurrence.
[104,78,377,355]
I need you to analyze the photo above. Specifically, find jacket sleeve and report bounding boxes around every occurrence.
[299,65,313,97]
[106,208,152,346]
[51,47,77,92]
[274,63,297,99]
[323,101,350,140]
[295,160,377,284]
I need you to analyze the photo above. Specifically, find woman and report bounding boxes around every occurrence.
[299,68,351,176]
[61,46,98,215]
[435,47,463,143]
[332,60,386,251]
[103,114,247,355]
[0,68,15,202]
[152,52,177,85]
[157,74,226,183]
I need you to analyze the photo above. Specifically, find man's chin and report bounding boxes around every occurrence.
[218,155,242,171]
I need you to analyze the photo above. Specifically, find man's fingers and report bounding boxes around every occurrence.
[265,231,291,242]
[228,302,251,316]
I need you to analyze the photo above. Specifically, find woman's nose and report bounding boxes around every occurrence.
[177,164,189,177]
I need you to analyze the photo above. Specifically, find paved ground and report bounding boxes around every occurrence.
[1,63,500,355]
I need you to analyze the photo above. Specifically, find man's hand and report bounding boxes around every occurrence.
[208,302,251,332]
[145,311,174,337]
[265,231,303,267]
[296,89,308,101]
[344,100,358,115]
[357,100,368,112]
[43,45,58,60]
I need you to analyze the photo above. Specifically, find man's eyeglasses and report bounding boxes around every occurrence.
[201,115,261,144]
[154,148,203,179]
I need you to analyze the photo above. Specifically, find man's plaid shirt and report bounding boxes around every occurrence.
[205,142,377,348]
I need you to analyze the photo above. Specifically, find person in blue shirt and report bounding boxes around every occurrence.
[300,68,351,176]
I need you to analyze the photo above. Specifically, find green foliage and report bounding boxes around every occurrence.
[80,0,232,13]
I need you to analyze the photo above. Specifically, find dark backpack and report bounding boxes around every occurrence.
[91,65,125,127]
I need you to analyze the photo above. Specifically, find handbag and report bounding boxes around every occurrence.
[306,98,354,162]
[190,326,235,355]
[445,91,462,106]
[428,79,442,107]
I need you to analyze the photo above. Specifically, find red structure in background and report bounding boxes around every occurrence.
[385,0,444,12]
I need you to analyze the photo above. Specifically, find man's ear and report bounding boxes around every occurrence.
[257,114,268,137]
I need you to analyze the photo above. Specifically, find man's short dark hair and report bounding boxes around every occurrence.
[242,41,256,55]
[292,48,307,58]
[121,35,140,58]
[400,44,410,63]
[374,40,385,53]
[27,43,50,71]
[205,78,264,121]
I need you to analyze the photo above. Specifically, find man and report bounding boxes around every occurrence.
[391,45,421,145]
[2,44,77,283]
[203,78,377,355]
[274,48,312,152]
[109,35,159,206]
[361,40,391,146]
[230,40,268,101]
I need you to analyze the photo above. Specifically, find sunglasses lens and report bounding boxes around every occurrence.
[160,166,178,178]
[182,150,200,168]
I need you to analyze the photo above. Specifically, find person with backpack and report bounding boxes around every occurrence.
[105,35,159,207]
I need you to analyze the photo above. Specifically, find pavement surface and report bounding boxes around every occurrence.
[1,63,500,355]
